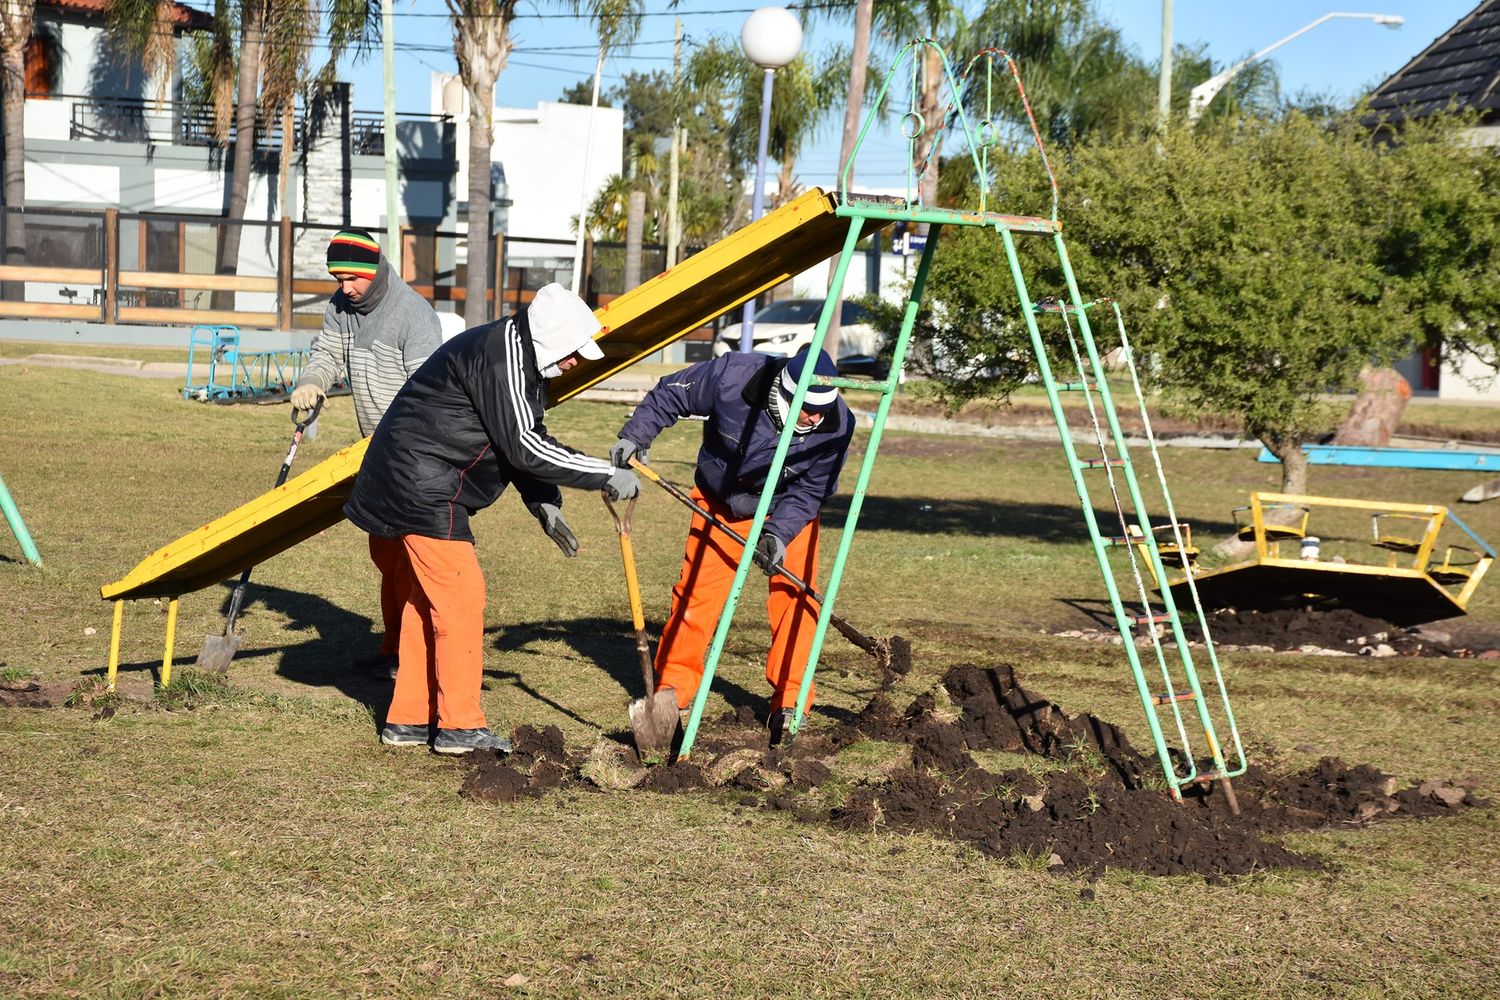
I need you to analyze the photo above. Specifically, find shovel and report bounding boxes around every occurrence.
[196,399,323,673]
[603,494,679,760]
[629,458,894,667]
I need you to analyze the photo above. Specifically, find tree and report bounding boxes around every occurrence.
[566,0,643,295]
[0,0,35,287]
[687,36,849,211]
[906,112,1435,498]
[448,0,519,327]
[109,0,376,306]
[558,79,608,107]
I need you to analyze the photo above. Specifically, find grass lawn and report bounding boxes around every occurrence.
[1,363,1498,998]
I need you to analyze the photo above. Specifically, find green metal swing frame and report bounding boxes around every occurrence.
[676,41,1246,805]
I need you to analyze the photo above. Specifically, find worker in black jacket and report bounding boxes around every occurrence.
[345,283,638,756]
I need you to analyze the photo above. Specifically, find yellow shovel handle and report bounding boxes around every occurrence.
[603,495,646,633]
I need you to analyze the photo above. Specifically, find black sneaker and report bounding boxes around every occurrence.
[355,653,400,681]
[380,722,431,747]
[768,708,797,748]
[433,727,513,756]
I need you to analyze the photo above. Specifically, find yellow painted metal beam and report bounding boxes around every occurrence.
[100,189,889,606]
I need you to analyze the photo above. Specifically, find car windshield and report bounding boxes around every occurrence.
[755,301,822,325]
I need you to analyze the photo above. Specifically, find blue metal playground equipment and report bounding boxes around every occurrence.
[182,325,307,402]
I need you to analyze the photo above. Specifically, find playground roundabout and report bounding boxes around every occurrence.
[458,661,1485,880]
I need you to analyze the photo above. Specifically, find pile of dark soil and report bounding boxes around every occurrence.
[456,663,1484,878]
[1180,607,1500,657]
[0,679,61,709]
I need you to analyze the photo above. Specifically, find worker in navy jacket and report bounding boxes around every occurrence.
[611,348,853,744]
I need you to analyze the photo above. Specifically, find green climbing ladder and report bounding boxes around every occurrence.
[676,41,1246,806]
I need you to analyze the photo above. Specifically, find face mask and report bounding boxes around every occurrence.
[770,389,818,435]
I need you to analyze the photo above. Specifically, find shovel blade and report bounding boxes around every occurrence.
[628,687,680,761]
[195,632,241,674]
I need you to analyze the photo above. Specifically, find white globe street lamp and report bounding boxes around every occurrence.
[1187,12,1403,126]
[738,7,803,353]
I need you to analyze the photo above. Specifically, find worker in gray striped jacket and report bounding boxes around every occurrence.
[291,229,442,680]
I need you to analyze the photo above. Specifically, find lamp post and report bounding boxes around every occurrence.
[1187,12,1403,126]
[738,6,802,353]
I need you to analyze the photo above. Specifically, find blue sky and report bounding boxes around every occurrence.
[342,0,1479,186]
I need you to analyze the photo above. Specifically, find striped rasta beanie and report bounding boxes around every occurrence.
[326,229,381,277]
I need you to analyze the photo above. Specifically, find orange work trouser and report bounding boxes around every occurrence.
[384,535,488,731]
[367,534,413,657]
[655,487,820,713]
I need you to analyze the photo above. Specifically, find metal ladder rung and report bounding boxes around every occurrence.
[1132,613,1172,627]
[1079,458,1126,469]
[1182,770,1226,787]
[1103,522,1189,546]
[1057,381,1094,392]
[1153,689,1198,706]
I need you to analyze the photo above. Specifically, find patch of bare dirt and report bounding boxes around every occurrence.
[1181,608,1500,658]
[0,679,72,709]
[454,665,1484,879]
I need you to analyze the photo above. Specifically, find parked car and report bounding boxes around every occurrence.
[713,299,881,362]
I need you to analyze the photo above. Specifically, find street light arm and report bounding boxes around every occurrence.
[1187,12,1402,124]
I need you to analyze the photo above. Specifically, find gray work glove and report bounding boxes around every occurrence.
[752,532,786,576]
[528,501,578,558]
[290,383,325,411]
[604,467,640,501]
[609,437,648,469]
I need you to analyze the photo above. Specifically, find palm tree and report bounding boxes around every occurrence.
[688,37,849,211]
[108,0,376,306]
[447,0,519,326]
[0,0,36,287]
[567,0,643,296]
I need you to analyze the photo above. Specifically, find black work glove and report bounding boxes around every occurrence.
[528,501,579,558]
[604,468,640,501]
[752,532,786,576]
[609,437,648,468]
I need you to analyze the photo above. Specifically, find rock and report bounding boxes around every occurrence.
[1358,644,1397,658]
[705,748,763,787]
[1479,650,1500,661]
[1378,776,1399,797]
[1415,628,1451,644]
[580,740,645,791]
[1431,785,1467,809]
[1022,793,1046,812]
[1047,853,1064,867]
[1245,645,1275,653]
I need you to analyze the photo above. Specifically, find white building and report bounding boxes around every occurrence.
[431,73,623,243]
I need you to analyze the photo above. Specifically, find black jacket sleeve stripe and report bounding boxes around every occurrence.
[499,319,612,479]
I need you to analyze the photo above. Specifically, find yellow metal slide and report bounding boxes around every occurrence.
[100,189,888,685]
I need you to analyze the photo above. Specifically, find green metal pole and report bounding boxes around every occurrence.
[0,472,41,567]
[998,227,1185,796]
[677,218,867,759]
[787,222,943,737]
[1053,235,1230,779]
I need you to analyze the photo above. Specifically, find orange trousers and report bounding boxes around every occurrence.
[367,534,413,657]
[384,535,489,731]
[655,487,820,713]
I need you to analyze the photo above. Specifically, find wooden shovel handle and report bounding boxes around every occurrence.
[604,494,655,696]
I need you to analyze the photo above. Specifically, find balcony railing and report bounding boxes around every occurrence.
[54,95,451,154]
[66,94,301,149]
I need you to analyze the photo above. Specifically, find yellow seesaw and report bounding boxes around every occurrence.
[100,188,891,689]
